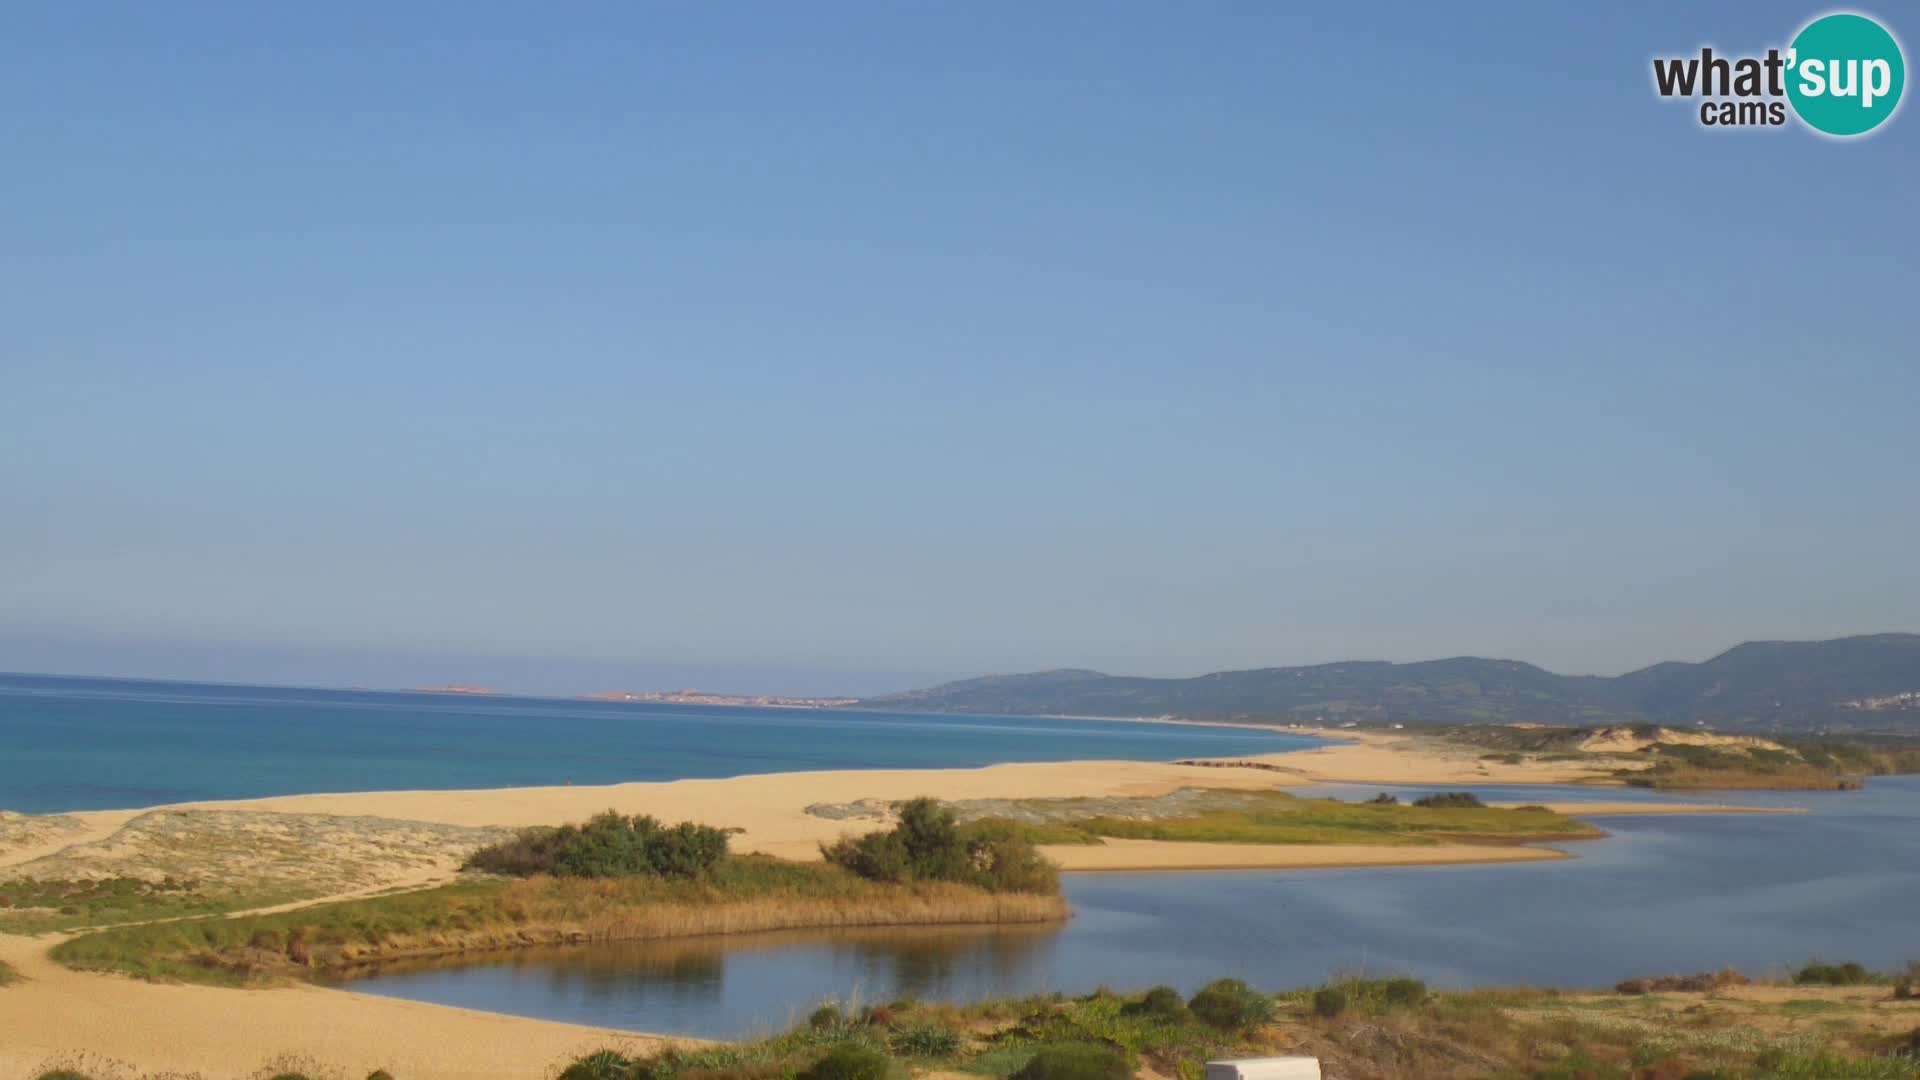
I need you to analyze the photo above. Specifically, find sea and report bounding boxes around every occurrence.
[0,672,1321,814]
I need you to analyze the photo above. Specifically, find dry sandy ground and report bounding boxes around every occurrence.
[24,731,1732,867]
[0,734,1795,1079]
[0,929,677,1080]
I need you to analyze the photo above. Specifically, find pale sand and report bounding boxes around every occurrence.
[0,930,678,1080]
[0,736,1794,1078]
[1242,728,1639,786]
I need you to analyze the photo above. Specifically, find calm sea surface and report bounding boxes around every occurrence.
[0,673,1320,813]
[347,777,1920,1039]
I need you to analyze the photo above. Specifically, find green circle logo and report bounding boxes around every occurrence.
[1786,13,1905,136]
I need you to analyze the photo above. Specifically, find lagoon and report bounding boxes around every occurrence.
[347,777,1920,1039]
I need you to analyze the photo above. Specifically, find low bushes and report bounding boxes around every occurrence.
[889,1021,961,1057]
[800,1043,889,1080]
[1010,1043,1131,1080]
[1120,984,1188,1022]
[1411,792,1485,809]
[1615,968,1749,994]
[1311,976,1428,1017]
[464,811,729,879]
[1187,977,1273,1031]
[1795,960,1874,986]
[822,797,1059,894]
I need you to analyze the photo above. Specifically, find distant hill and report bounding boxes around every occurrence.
[857,634,1920,735]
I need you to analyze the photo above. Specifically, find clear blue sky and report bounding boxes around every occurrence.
[2,2,1915,695]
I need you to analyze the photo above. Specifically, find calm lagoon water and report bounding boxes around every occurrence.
[0,673,1320,813]
[348,777,1920,1039]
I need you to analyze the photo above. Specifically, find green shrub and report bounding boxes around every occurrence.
[558,1049,635,1080]
[889,1021,962,1057]
[810,1003,845,1029]
[800,1043,890,1080]
[1121,985,1189,1021]
[1411,792,1485,809]
[1381,976,1428,1007]
[1793,960,1873,985]
[1188,977,1273,1031]
[367,1072,396,1080]
[35,1072,96,1080]
[465,812,728,880]
[821,798,1058,894]
[1010,1044,1130,1080]
[1312,986,1348,1018]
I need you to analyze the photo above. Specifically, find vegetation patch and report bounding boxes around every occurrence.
[1794,960,1877,986]
[464,811,730,879]
[51,853,1065,985]
[925,787,1602,848]
[547,979,1920,1080]
[821,798,1060,894]
[0,809,512,933]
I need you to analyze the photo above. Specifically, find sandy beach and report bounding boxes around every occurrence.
[0,732,1797,1079]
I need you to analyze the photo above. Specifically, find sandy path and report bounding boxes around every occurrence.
[0,930,677,1080]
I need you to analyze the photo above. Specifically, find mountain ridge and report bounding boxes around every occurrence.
[858,633,1920,734]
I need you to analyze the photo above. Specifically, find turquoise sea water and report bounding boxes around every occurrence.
[0,673,1322,813]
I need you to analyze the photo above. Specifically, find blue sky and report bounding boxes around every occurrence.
[2,2,1915,695]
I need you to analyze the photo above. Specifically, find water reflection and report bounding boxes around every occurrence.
[347,923,1061,1037]
[348,777,1920,1039]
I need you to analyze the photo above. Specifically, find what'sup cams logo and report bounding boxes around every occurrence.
[1652,11,1905,136]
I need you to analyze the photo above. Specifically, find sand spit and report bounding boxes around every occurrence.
[0,733,1808,1078]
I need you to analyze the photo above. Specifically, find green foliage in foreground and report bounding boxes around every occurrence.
[801,1043,890,1080]
[1187,978,1274,1031]
[822,797,1060,894]
[1009,1044,1130,1080]
[549,977,1920,1080]
[464,810,730,879]
[25,977,1920,1080]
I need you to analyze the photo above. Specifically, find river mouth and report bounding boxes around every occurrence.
[344,777,1920,1041]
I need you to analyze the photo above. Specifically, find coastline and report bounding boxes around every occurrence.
[0,737,1814,1079]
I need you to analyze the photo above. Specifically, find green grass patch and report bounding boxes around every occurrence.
[0,957,19,986]
[0,874,282,934]
[1023,791,1600,847]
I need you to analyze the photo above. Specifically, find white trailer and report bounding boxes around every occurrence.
[1203,1057,1322,1080]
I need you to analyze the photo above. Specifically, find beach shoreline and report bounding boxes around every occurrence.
[0,734,1814,1079]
